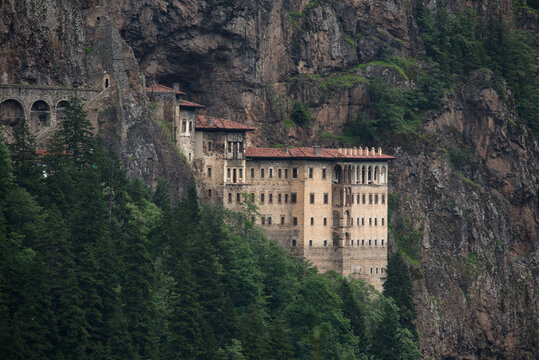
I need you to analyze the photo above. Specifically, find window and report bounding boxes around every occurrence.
[268,216,272,225]
[228,141,232,152]
[251,168,255,178]
[208,189,212,198]
[357,194,360,204]
[324,193,328,204]
[278,194,282,203]
[182,121,186,132]
[374,239,377,246]
[382,194,386,204]
[375,194,379,204]
[291,193,297,204]
[269,168,273,178]
[382,217,385,226]
[228,193,232,203]
[292,168,298,178]
[227,168,231,179]
[310,193,315,204]
[369,194,373,204]
[350,239,354,246]
[369,218,372,226]
[233,169,237,183]
[381,268,384,274]
[260,193,265,203]
[208,141,212,152]
[356,239,360,246]
[370,267,373,274]
[239,168,243,179]
[261,217,265,225]
[368,239,372,246]
[207,167,212,178]
[308,168,313,178]
[310,217,314,225]
[261,168,265,178]
[357,217,360,226]
[361,239,364,246]
[285,169,288,178]
[324,239,327,247]
[362,194,366,204]
[376,267,379,274]
[278,169,282,178]
[322,168,326,179]
[381,239,384,246]
[188,153,191,161]
[293,217,298,226]
[189,121,193,131]
[309,240,313,247]
[323,217,327,226]
[269,193,273,203]
[375,218,378,226]
[361,218,365,226]
[281,216,285,225]
[291,239,297,247]
[250,193,255,201]
[285,194,289,203]
[236,193,241,203]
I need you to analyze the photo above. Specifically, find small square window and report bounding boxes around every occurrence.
[292,168,298,178]
[324,193,328,204]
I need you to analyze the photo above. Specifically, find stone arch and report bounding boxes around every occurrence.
[56,100,70,122]
[361,166,366,184]
[345,210,351,226]
[381,166,387,184]
[332,210,341,227]
[368,166,372,184]
[355,165,359,184]
[332,232,341,247]
[0,99,25,126]
[345,232,350,244]
[31,100,51,127]
[374,166,379,184]
[348,165,352,183]
[333,165,342,183]
[103,72,111,89]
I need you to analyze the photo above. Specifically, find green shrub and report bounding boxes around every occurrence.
[290,101,313,127]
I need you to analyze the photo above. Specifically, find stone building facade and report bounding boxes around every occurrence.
[157,84,394,290]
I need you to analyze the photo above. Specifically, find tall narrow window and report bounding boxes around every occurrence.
[251,168,254,178]
[374,218,378,226]
[269,168,273,178]
[207,167,212,178]
[228,142,232,152]
[182,121,186,132]
[278,169,282,178]
[369,194,373,204]
[239,142,243,153]
[309,240,313,247]
[361,218,365,226]
[208,141,212,152]
[375,194,378,204]
[228,193,232,203]
[322,168,326,179]
[285,194,289,203]
[308,168,313,178]
[292,168,298,178]
[208,189,212,198]
[261,217,265,225]
[369,218,372,226]
[236,193,241,203]
[239,168,243,180]
[285,169,288,178]
[291,193,297,204]
[382,194,386,204]
[324,193,328,204]
[323,217,327,226]
[382,217,385,226]
[310,217,314,225]
[324,240,327,247]
[269,193,273,203]
[362,194,366,204]
[293,217,298,226]
[280,216,285,225]
[261,168,265,178]
[357,194,360,204]
[268,216,272,225]
[233,168,237,183]
[310,193,315,204]
[278,194,282,203]
[189,121,193,131]
[227,168,231,179]
[260,193,265,203]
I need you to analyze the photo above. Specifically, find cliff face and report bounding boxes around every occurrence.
[1,0,537,358]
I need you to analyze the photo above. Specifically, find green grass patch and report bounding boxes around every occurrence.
[283,117,296,128]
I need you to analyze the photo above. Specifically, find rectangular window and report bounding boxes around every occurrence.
[239,168,243,180]
[182,121,187,132]
[233,169,237,183]
[292,168,298,178]
[323,217,327,226]
[369,194,373,204]
[374,239,377,246]
[308,168,313,178]
[208,189,212,198]
[285,194,289,203]
[381,239,384,246]
[239,142,244,153]
[285,169,289,178]
[382,194,386,204]
[268,216,272,225]
[227,168,231,179]
[236,193,241,203]
[357,217,360,226]
[228,193,232,203]
[357,194,360,204]
[251,168,254,178]
[356,239,360,246]
[369,218,372,226]
[322,168,326,179]
[375,218,378,226]
[309,240,313,247]
[362,194,366,204]
[382,217,385,226]
[310,217,314,225]
[269,193,273,203]
[361,218,365,226]
[260,193,265,203]
[291,193,297,204]
[208,141,212,152]
[281,216,285,225]
[261,168,265,178]
[362,239,365,246]
[310,193,315,204]
[207,167,212,178]
[293,217,298,226]
[278,169,282,178]
[261,217,265,225]
[250,193,255,201]
[278,194,282,203]
[375,194,378,204]
[228,141,232,152]
[269,168,273,178]
[324,193,328,204]
[369,239,372,246]
[189,121,193,131]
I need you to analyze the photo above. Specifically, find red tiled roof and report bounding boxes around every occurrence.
[180,99,205,108]
[245,147,395,161]
[146,84,185,95]
[195,115,255,131]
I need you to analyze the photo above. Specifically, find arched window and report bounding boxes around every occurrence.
[368,166,372,183]
[381,166,387,184]
[332,210,341,227]
[0,99,25,126]
[31,100,51,126]
[361,166,366,184]
[56,100,70,122]
[323,239,327,247]
[333,165,342,183]
[374,166,379,184]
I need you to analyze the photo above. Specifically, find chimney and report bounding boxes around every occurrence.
[173,82,180,92]
[371,147,375,156]
[378,147,382,156]
[359,147,363,155]
[314,146,322,156]
[353,147,357,156]
[285,147,290,154]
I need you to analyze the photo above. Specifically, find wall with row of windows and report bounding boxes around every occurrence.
[304,238,386,247]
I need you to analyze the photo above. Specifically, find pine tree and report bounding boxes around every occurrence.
[9,119,42,194]
[383,252,417,339]
[338,278,366,355]
[369,299,401,359]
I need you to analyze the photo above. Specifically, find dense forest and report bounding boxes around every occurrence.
[0,100,420,359]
